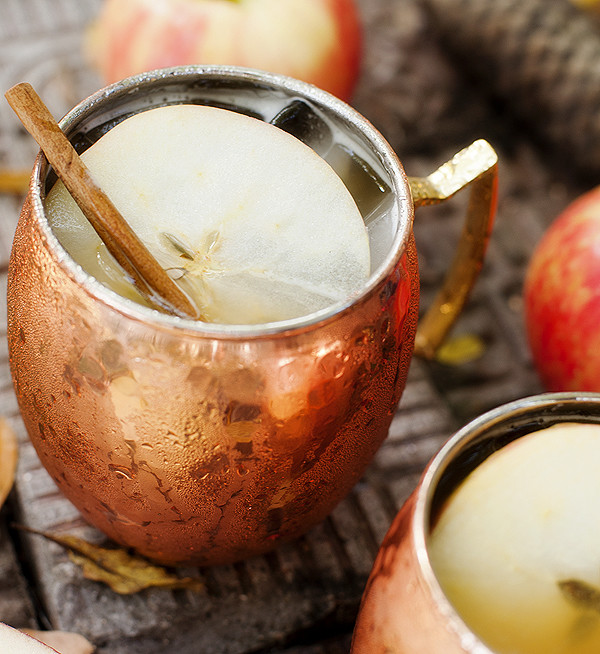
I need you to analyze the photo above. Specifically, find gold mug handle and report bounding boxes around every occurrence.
[408,139,498,360]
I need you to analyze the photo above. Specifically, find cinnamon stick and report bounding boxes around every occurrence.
[5,82,198,319]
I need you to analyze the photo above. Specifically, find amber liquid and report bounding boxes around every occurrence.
[430,423,600,654]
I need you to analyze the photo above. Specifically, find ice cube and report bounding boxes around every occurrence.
[365,193,396,273]
[271,100,333,155]
[325,144,391,225]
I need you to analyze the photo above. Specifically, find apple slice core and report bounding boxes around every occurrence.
[46,104,370,324]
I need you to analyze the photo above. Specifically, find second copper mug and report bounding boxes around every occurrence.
[351,392,600,653]
[8,66,497,566]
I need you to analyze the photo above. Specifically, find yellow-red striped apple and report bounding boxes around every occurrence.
[85,0,362,101]
[524,186,600,391]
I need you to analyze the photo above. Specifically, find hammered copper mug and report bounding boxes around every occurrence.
[351,392,600,653]
[7,66,497,566]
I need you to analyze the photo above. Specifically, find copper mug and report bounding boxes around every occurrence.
[8,66,497,566]
[351,392,600,653]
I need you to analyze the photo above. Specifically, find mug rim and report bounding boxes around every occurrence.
[29,65,413,339]
[412,391,600,652]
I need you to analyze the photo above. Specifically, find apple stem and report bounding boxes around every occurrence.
[5,82,200,320]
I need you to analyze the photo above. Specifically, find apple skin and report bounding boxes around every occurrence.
[85,0,362,101]
[524,186,600,391]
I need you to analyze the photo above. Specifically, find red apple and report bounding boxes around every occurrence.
[524,186,600,391]
[85,0,362,101]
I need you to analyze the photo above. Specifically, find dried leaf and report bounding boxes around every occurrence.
[0,418,18,509]
[435,333,486,366]
[16,526,204,595]
[21,629,95,654]
[0,168,30,194]
[559,579,600,613]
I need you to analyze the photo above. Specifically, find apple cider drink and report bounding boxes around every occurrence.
[11,68,416,566]
[45,89,396,325]
[429,422,600,654]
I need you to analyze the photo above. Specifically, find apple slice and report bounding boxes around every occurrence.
[0,624,58,653]
[46,104,370,324]
[429,422,600,654]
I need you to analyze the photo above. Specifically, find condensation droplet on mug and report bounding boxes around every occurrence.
[224,401,261,442]
[269,390,306,422]
[186,365,214,394]
[379,315,391,339]
[220,368,264,406]
[108,464,134,480]
[181,429,202,445]
[110,374,144,416]
[318,351,346,380]
[63,364,82,397]
[77,355,107,387]
[100,339,126,373]
[111,513,150,528]
[308,380,337,409]
[194,448,231,480]
[236,463,249,477]
[354,326,375,348]
[224,401,261,424]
